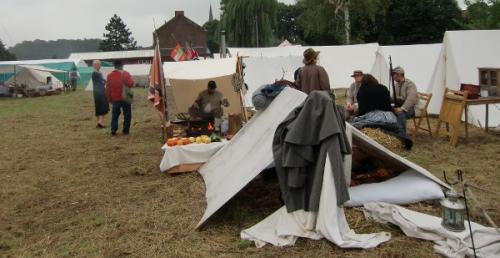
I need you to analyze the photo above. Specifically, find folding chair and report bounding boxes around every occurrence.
[434,88,468,146]
[412,92,433,138]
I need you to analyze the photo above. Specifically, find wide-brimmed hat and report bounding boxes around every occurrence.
[303,48,320,65]
[351,70,364,77]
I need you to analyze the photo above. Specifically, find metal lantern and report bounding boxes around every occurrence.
[441,189,466,232]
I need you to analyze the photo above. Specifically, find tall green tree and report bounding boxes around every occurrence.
[203,20,221,55]
[0,39,16,61]
[99,14,138,51]
[465,0,500,29]
[276,3,305,44]
[221,0,279,47]
[377,0,463,44]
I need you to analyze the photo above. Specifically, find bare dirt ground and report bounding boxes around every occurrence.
[1,89,499,257]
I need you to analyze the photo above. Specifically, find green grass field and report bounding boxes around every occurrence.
[1,89,498,257]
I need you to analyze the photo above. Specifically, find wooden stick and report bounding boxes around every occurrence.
[465,187,500,233]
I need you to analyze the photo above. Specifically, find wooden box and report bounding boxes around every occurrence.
[460,84,480,99]
[479,68,500,96]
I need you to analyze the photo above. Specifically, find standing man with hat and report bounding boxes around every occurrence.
[279,48,331,94]
[346,70,364,115]
[391,66,418,133]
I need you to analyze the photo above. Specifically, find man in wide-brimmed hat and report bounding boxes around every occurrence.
[346,70,364,115]
[279,48,330,94]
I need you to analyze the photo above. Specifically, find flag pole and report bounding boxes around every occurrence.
[154,21,169,142]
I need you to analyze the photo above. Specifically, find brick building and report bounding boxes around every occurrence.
[155,11,210,60]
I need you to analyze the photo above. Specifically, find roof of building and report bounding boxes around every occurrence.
[69,49,155,61]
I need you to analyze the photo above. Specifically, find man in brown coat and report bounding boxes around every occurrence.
[280,48,331,94]
[392,66,418,133]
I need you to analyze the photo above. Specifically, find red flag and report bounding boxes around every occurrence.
[149,43,166,113]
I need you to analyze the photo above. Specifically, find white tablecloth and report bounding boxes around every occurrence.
[160,141,227,172]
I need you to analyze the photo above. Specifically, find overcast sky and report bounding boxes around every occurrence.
[0,0,465,48]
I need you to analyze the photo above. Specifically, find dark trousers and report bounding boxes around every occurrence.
[111,101,132,134]
[397,108,415,134]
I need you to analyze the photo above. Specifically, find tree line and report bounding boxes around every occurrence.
[204,0,500,52]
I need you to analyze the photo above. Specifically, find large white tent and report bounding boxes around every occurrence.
[234,43,380,95]
[313,43,379,89]
[427,30,500,127]
[371,43,442,93]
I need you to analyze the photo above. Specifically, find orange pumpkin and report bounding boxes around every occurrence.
[182,138,190,145]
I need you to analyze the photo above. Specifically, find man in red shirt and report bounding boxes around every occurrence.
[105,60,135,135]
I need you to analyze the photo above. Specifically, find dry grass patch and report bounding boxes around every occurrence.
[0,89,498,257]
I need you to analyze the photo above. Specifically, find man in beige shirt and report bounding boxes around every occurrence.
[392,66,418,133]
[189,80,229,121]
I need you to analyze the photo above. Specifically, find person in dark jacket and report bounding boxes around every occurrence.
[105,60,135,135]
[356,74,392,116]
[92,60,109,128]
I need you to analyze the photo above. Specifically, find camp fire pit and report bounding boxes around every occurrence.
[171,119,215,137]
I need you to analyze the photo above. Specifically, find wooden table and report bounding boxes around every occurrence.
[464,96,500,138]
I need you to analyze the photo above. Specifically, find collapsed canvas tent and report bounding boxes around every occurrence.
[163,58,245,116]
[371,43,442,93]
[3,65,64,90]
[427,30,500,127]
[197,87,448,231]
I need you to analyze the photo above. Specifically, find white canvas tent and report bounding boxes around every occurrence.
[235,43,379,98]
[313,43,379,89]
[197,87,448,230]
[229,46,305,58]
[371,43,442,93]
[4,65,64,90]
[163,58,244,115]
[243,56,303,104]
[427,30,500,127]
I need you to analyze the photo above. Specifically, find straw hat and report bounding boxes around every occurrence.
[303,48,320,65]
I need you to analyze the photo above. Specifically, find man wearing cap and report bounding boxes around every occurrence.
[346,70,364,115]
[189,80,229,122]
[392,66,418,133]
[279,48,330,94]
